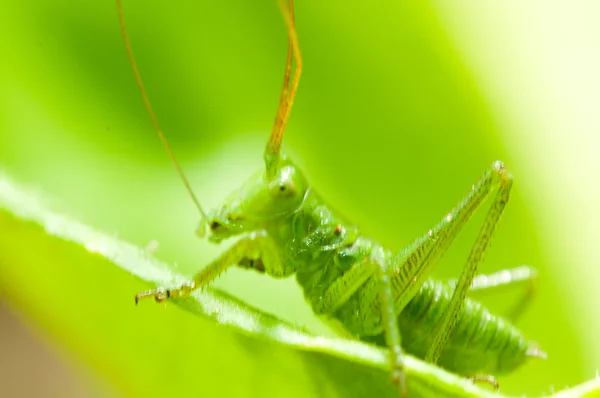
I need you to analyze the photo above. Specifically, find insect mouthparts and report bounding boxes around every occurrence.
[210,221,222,231]
[195,218,209,239]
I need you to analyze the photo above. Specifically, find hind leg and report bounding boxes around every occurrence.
[458,265,538,323]
[424,162,513,363]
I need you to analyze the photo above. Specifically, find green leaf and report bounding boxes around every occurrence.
[1,174,598,398]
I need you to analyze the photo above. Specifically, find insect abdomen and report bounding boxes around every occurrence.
[405,279,530,375]
[363,279,530,376]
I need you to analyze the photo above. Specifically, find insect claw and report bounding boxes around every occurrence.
[469,375,499,390]
[134,288,168,305]
[391,367,408,397]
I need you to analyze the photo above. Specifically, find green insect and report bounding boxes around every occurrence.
[116,0,546,395]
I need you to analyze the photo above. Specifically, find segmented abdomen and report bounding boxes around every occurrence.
[363,279,530,376]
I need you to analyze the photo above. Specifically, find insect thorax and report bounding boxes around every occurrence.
[265,188,386,336]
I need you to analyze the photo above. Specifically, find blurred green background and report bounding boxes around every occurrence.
[1,0,599,397]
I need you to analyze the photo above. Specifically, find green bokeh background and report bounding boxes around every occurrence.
[1,0,599,397]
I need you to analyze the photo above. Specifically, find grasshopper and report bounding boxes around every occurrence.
[116,0,545,395]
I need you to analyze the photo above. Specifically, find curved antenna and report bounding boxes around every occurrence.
[116,0,207,219]
[265,0,302,177]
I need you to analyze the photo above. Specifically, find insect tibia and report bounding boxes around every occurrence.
[134,282,196,305]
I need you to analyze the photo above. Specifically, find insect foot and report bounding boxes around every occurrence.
[134,282,196,305]
[134,288,168,304]
[391,364,408,397]
[469,375,499,390]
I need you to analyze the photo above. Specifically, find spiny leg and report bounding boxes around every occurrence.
[456,265,538,323]
[374,247,407,397]
[265,0,303,177]
[314,247,407,397]
[390,161,510,314]
[450,265,544,385]
[135,232,277,304]
[366,162,513,390]
[425,162,513,363]
[364,161,511,364]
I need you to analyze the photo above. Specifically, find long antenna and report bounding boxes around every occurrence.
[116,0,207,219]
[265,0,302,177]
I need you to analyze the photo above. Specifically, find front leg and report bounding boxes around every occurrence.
[135,231,277,304]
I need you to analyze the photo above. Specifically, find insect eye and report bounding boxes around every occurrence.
[279,181,296,196]
[276,181,296,197]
